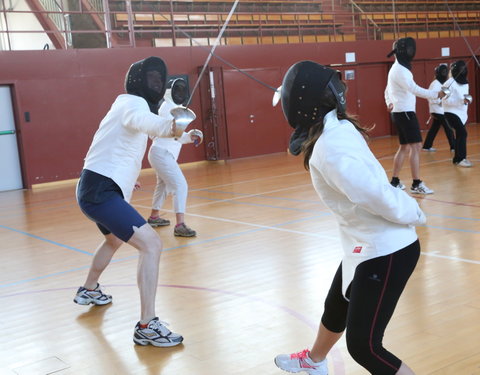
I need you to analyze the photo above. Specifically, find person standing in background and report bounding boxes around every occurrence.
[443,60,473,167]
[384,37,446,194]
[147,78,203,237]
[422,64,455,153]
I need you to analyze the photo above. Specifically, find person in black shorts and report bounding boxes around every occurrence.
[384,37,445,194]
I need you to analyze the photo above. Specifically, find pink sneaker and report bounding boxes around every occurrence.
[274,349,328,374]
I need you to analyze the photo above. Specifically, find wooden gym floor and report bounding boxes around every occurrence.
[0,124,479,375]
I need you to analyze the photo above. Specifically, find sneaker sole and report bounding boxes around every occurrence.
[74,297,112,306]
[174,233,196,237]
[410,190,434,195]
[133,337,183,347]
[148,222,170,227]
[273,359,306,374]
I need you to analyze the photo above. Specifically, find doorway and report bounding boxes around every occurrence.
[0,85,23,191]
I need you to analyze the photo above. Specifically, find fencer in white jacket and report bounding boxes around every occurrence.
[310,109,426,297]
[442,60,473,167]
[275,61,425,375]
[147,89,203,237]
[422,64,455,152]
[75,56,184,347]
[384,37,444,195]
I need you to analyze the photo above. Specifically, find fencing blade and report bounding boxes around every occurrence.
[185,0,241,107]
[155,12,277,94]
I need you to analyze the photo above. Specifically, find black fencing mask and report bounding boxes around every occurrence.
[169,78,189,105]
[281,61,346,131]
[451,60,468,84]
[280,61,346,156]
[125,56,167,114]
[435,64,449,84]
[387,37,416,70]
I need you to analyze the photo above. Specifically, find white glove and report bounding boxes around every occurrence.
[187,129,203,145]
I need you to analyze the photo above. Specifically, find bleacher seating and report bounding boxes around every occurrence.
[104,0,480,46]
[110,0,351,47]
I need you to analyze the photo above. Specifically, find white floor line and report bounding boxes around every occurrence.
[189,183,314,209]
[135,202,480,264]
[421,251,480,265]
[194,170,307,190]
[134,203,338,240]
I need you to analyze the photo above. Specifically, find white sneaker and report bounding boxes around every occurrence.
[391,181,405,190]
[274,349,328,375]
[456,159,473,168]
[422,147,436,152]
[133,317,183,347]
[74,283,112,305]
[410,182,434,195]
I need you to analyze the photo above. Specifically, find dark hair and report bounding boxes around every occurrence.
[302,81,371,170]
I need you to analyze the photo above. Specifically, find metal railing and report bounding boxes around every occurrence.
[0,0,478,50]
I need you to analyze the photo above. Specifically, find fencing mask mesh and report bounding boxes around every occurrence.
[435,64,449,84]
[451,60,468,84]
[169,78,189,105]
[387,37,416,69]
[125,56,167,114]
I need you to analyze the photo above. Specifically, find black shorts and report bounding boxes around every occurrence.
[391,111,422,144]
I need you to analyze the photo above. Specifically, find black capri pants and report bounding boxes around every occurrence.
[391,112,422,145]
[444,112,468,164]
[321,240,420,374]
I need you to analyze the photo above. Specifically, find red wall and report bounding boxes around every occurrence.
[0,38,477,187]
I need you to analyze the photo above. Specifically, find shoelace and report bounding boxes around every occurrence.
[291,349,310,360]
[150,319,170,331]
[95,284,108,294]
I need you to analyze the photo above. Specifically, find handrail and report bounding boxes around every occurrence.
[348,0,381,30]
[1,0,479,50]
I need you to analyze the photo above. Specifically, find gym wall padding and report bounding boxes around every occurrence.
[0,38,477,187]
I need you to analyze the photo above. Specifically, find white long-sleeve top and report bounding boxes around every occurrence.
[150,93,193,160]
[309,110,426,297]
[442,78,470,124]
[428,79,444,114]
[83,94,174,202]
[384,60,439,112]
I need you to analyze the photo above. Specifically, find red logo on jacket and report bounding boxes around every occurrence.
[353,246,362,253]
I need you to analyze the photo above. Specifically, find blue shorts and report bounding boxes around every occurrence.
[77,169,146,242]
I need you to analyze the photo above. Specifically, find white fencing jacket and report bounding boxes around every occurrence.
[83,94,173,202]
[428,79,444,114]
[309,110,426,297]
[150,93,192,160]
[385,60,438,112]
[442,78,470,125]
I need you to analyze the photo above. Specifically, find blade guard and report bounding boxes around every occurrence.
[170,106,196,137]
[441,86,451,99]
